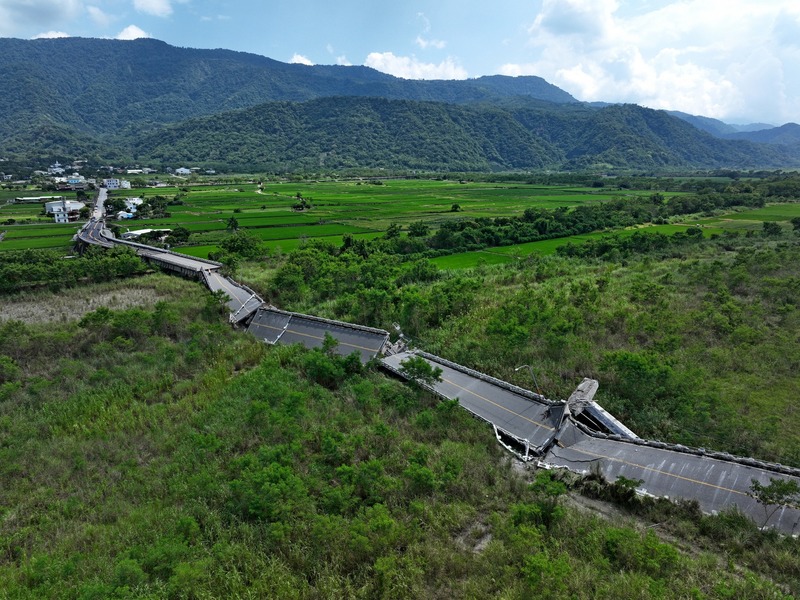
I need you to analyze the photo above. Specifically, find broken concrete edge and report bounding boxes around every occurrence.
[259,305,391,338]
[583,401,640,440]
[566,420,800,479]
[379,357,545,460]
[414,350,559,406]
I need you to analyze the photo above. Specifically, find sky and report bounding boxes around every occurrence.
[1,0,798,125]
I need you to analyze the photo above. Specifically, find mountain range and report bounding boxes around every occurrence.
[1,37,798,172]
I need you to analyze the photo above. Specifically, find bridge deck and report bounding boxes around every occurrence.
[248,307,389,364]
[203,270,263,321]
[543,422,800,532]
[381,351,563,454]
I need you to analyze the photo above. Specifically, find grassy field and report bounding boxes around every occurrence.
[98,180,675,255]
[2,181,795,255]
[431,224,727,270]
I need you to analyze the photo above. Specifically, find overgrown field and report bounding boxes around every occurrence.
[2,173,800,597]
[1,274,797,598]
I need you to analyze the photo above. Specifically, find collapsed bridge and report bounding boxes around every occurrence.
[77,195,800,535]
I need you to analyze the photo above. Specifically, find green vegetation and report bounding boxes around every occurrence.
[2,39,798,169]
[0,247,149,292]
[1,274,798,597]
[2,173,800,597]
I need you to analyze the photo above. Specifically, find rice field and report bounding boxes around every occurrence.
[1,179,793,256]
[431,223,726,270]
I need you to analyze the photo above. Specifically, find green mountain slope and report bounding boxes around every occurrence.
[723,123,800,145]
[0,37,575,136]
[1,37,798,171]
[126,97,565,171]
[125,97,800,171]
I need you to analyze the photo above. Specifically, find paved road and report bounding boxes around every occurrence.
[248,307,389,364]
[77,219,115,248]
[543,421,800,533]
[203,269,263,320]
[382,351,563,454]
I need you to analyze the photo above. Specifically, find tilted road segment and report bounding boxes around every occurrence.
[381,350,565,456]
[382,351,800,534]
[543,421,800,533]
[202,269,263,321]
[248,306,389,364]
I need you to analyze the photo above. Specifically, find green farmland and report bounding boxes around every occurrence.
[1,179,796,257]
[91,180,671,255]
[430,224,727,270]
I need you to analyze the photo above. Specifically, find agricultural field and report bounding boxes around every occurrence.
[0,191,86,251]
[698,202,800,229]
[1,179,796,257]
[431,223,727,270]
[67,179,676,256]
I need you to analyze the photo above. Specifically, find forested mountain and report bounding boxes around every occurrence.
[1,37,798,171]
[667,111,777,137]
[0,37,574,136]
[125,97,800,171]
[722,122,800,145]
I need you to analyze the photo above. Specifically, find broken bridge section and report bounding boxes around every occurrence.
[247,306,390,364]
[543,421,800,533]
[381,350,566,458]
[202,269,263,322]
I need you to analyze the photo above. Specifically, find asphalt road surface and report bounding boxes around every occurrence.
[248,307,389,364]
[544,421,800,533]
[382,351,562,452]
[203,270,262,319]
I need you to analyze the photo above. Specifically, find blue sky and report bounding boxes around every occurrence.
[1,0,799,125]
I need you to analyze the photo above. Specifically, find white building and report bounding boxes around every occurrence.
[45,198,85,223]
[14,195,64,205]
[102,178,131,190]
[121,228,171,240]
[124,197,143,212]
[174,167,192,176]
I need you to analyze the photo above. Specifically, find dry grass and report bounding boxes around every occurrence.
[0,274,202,324]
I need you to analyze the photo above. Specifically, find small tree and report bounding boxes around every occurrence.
[385,223,401,239]
[399,355,442,389]
[748,477,800,528]
[407,221,430,237]
[761,221,782,237]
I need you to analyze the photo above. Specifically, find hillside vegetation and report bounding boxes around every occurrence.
[0,38,798,170]
[1,267,798,598]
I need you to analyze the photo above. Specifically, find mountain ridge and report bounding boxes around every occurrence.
[0,37,797,171]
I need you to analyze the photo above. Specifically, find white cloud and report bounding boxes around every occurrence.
[0,0,82,36]
[365,52,467,80]
[87,5,112,28]
[290,54,314,66]
[336,55,352,66]
[32,30,71,39]
[133,0,173,18]
[415,36,445,50]
[414,13,445,50]
[517,0,800,123]
[116,24,150,40]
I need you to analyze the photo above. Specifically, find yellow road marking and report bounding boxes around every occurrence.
[207,272,245,307]
[440,376,553,431]
[250,321,380,354]
[560,443,749,497]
